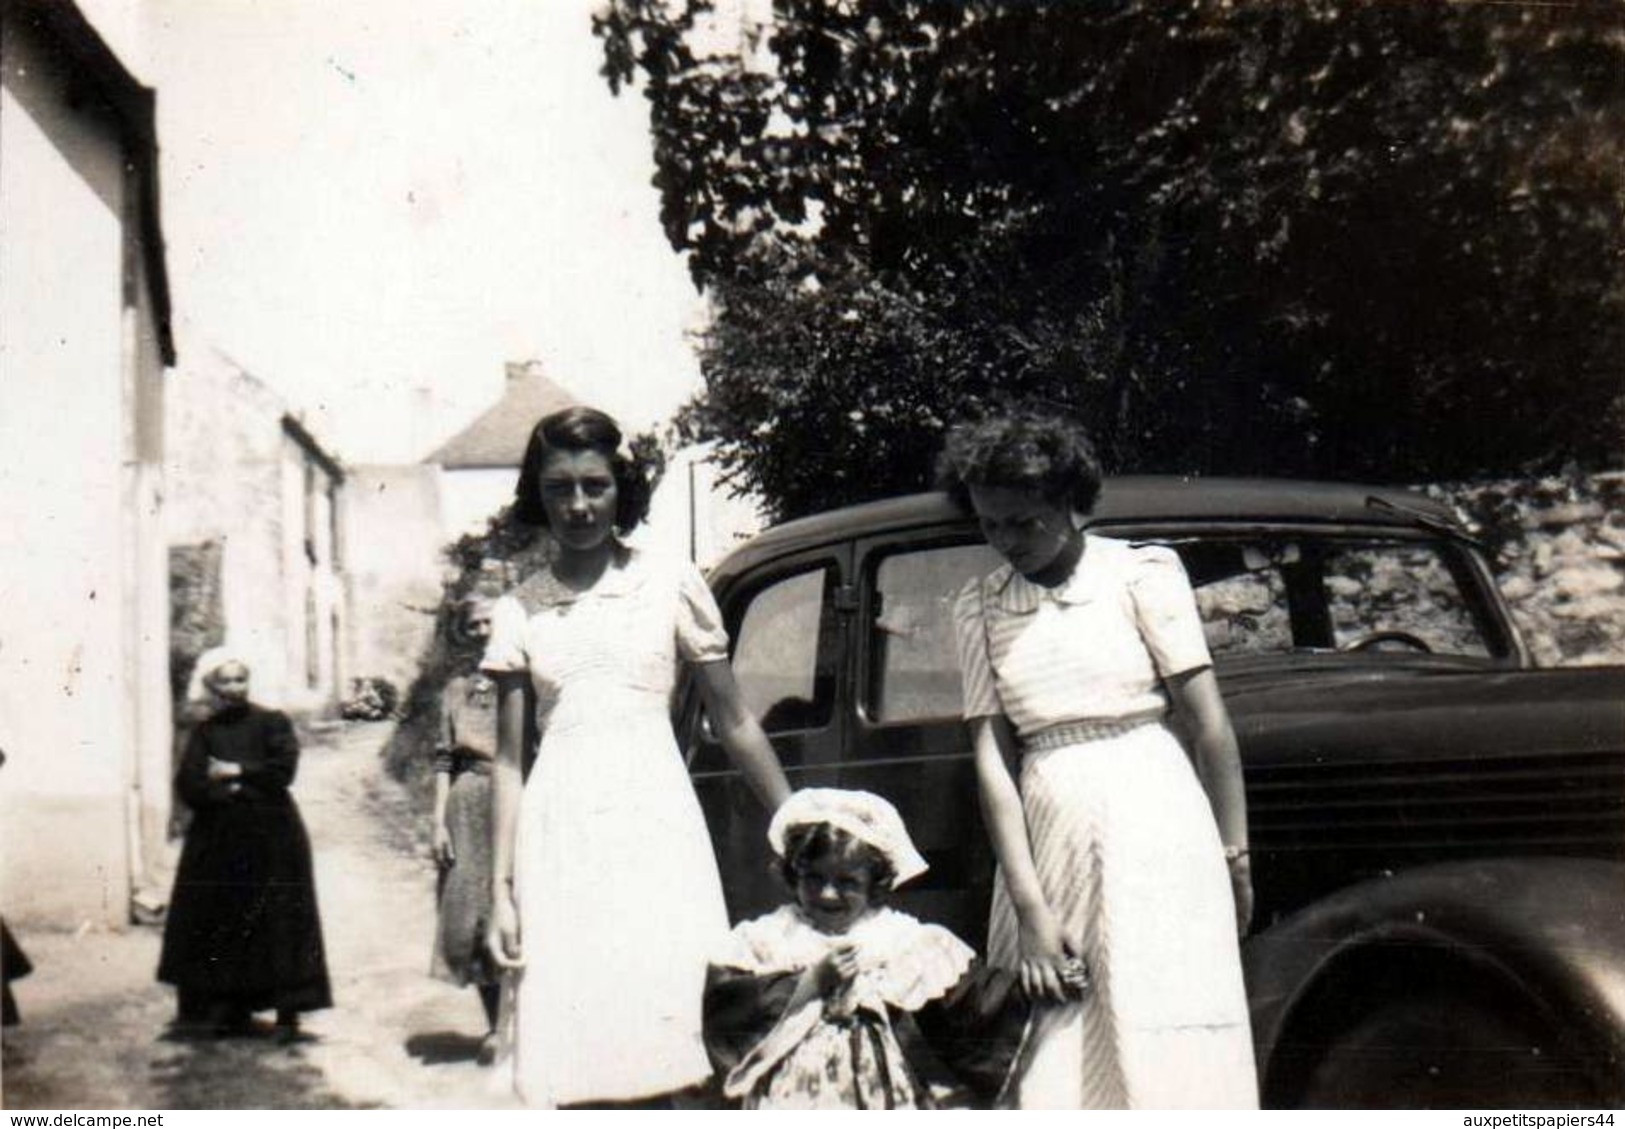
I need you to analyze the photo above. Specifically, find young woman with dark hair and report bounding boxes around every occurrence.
[482,405,791,1108]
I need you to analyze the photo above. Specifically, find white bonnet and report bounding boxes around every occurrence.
[767,788,929,887]
[185,645,253,704]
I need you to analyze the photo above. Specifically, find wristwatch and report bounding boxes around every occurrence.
[1223,844,1250,863]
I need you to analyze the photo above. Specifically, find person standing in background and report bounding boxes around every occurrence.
[429,597,503,1063]
[158,650,331,1043]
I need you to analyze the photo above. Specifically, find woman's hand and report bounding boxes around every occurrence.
[1228,855,1254,937]
[1018,906,1078,1003]
[488,890,523,971]
[432,823,455,868]
[205,757,241,782]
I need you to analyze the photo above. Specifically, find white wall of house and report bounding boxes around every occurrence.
[437,467,518,540]
[642,443,765,570]
[343,465,446,695]
[0,35,170,926]
[166,347,347,715]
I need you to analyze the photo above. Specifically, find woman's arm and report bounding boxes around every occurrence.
[970,714,1072,1001]
[692,660,791,811]
[487,672,528,968]
[1166,667,1253,935]
[234,712,298,795]
[431,768,454,867]
[431,697,456,866]
[175,727,231,808]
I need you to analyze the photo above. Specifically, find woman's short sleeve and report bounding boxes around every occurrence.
[952,578,1004,720]
[1127,544,1213,679]
[677,563,731,664]
[479,595,529,674]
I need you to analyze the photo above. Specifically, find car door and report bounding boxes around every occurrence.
[848,530,1003,947]
[687,544,851,923]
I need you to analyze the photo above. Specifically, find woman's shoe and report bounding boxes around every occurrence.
[476,1031,500,1066]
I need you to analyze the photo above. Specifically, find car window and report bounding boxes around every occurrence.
[868,543,1002,724]
[1193,564,1295,657]
[1324,543,1490,657]
[730,565,839,732]
[1173,535,1492,659]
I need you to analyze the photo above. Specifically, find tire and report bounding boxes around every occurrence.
[1272,960,1610,1108]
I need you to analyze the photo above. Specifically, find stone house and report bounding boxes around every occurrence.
[165,347,349,717]
[0,0,176,927]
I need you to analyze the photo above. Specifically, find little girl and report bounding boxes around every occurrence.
[704,789,1068,1109]
[158,649,331,1042]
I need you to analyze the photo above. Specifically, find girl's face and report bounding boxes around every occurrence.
[536,448,619,553]
[966,483,1075,577]
[208,662,250,707]
[795,855,877,935]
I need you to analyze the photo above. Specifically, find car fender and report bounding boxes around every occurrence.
[1245,857,1625,1103]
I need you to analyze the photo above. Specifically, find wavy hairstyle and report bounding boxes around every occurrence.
[512,406,654,534]
[935,408,1104,516]
[776,821,897,899]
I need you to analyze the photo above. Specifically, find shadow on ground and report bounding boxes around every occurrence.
[149,1029,375,1110]
[403,1030,485,1067]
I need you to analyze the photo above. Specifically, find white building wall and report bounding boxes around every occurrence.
[343,465,446,696]
[438,467,518,540]
[0,47,161,926]
[642,443,765,570]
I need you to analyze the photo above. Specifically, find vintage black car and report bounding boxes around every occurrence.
[681,477,1625,1107]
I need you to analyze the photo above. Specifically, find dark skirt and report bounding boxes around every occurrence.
[157,797,331,1016]
[430,770,496,986]
[2,918,31,1026]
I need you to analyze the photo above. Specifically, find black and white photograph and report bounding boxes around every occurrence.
[1,0,1622,1113]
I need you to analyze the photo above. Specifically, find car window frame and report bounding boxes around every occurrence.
[686,544,852,779]
[1089,519,1525,665]
[853,526,999,735]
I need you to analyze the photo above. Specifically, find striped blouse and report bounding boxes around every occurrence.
[951,535,1212,736]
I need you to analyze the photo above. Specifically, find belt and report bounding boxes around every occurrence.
[1020,712,1163,754]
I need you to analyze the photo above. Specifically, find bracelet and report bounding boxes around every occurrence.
[1223,844,1250,863]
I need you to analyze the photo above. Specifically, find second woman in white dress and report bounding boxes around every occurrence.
[482,406,791,1108]
[940,410,1257,1109]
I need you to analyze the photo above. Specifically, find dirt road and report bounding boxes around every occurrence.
[2,721,518,1110]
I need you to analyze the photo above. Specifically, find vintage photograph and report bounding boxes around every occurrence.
[2,0,1622,1112]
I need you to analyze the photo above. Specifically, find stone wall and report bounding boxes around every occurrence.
[1431,472,1625,667]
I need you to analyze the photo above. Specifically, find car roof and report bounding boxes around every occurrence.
[708,476,1465,582]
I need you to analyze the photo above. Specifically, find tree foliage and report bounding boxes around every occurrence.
[598,0,1625,521]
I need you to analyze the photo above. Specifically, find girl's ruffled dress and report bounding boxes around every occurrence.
[704,905,1030,1109]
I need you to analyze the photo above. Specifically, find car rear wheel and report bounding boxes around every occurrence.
[1269,960,1612,1108]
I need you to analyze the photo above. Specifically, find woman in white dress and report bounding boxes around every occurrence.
[482,407,791,1108]
[939,410,1257,1109]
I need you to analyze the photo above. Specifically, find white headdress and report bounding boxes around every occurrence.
[767,788,929,887]
[185,645,253,705]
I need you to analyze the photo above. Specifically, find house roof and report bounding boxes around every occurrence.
[282,414,344,484]
[423,363,577,469]
[5,0,177,365]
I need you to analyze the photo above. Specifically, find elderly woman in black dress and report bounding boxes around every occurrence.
[158,649,331,1042]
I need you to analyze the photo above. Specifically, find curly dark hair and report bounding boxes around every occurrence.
[935,408,1104,515]
[512,406,654,534]
[777,822,896,899]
